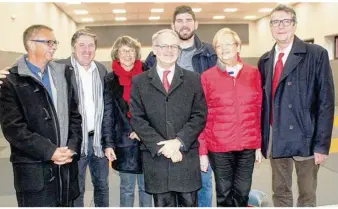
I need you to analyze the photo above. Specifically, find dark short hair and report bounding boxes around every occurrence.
[71,28,98,49]
[23,24,53,51]
[270,4,297,23]
[173,5,196,23]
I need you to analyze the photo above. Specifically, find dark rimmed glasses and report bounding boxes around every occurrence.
[270,19,294,27]
[154,44,181,52]
[30,40,59,47]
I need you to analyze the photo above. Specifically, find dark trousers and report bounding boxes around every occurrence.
[153,191,197,207]
[270,157,319,207]
[209,149,255,207]
[73,136,109,207]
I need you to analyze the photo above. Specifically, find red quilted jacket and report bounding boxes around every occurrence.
[198,64,262,155]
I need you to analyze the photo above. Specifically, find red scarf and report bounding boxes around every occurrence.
[112,60,143,117]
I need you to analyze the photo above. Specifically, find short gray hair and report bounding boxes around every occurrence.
[23,24,53,51]
[270,4,297,24]
[71,28,98,48]
[152,29,179,45]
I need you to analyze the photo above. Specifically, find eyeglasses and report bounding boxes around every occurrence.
[215,43,237,50]
[30,40,59,47]
[154,44,180,51]
[119,49,136,56]
[270,19,294,27]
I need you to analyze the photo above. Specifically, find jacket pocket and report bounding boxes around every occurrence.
[13,163,44,192]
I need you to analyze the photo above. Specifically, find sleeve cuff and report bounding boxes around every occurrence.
[176,137,185,151]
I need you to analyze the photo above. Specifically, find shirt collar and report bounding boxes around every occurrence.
[25,57,47,75]
[275,41,293,57]
[156,64,175,74]
[72,55,97,73]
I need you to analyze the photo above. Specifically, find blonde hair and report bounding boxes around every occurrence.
[212,28,242,50]
[111,36,142,60]
[152,29,179,45]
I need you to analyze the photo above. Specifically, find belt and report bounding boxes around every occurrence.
[88,130,94,137]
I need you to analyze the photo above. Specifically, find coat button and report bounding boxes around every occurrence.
[288,82,292,86]
[289,125,294,130]
[288,104,292,108]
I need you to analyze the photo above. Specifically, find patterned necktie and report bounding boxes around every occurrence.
[162,70,170,93]
[270,52,284,125]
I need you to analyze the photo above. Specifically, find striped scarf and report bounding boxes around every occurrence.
[71,56,104,157]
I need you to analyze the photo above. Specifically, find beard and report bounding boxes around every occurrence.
[176,28,195,41]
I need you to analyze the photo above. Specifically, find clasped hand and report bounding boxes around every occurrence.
[51,147,75,165]
[157,139,182,163]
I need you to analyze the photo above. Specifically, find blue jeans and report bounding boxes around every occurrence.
[73,136,109,207]
[120,172,152,207]
[198,162,213,207]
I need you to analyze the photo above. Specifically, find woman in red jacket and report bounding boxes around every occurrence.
[199,28,262,207]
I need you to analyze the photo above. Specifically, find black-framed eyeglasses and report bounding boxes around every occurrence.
[154,44,181,51]
[270,19,294,27]
[30,40,59,47]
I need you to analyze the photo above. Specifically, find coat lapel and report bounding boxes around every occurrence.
[95,61,106,89]
[60,57,78,92]
[262,49,275,97]
[263,36,307,93]
[49,61,65,97]
[148,64,184,96]
[168,65,184,95]
[279,36,306,83]
[148,66,167,95]
[49,61,69,147]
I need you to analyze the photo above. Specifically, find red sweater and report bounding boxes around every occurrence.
[198,64,262,155]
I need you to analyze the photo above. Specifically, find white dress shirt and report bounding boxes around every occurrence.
[77,62,97,131]
[273,42,293,70]
[156,64,175,85]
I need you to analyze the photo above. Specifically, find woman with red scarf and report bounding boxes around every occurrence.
[102,36,152,207]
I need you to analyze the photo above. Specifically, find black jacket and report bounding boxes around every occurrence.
[102,64,147,174]
[258,36,335,158]
[130,65,207,193]
[0,64,82,206]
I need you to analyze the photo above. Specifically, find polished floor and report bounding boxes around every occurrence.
[0,113,338,207]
